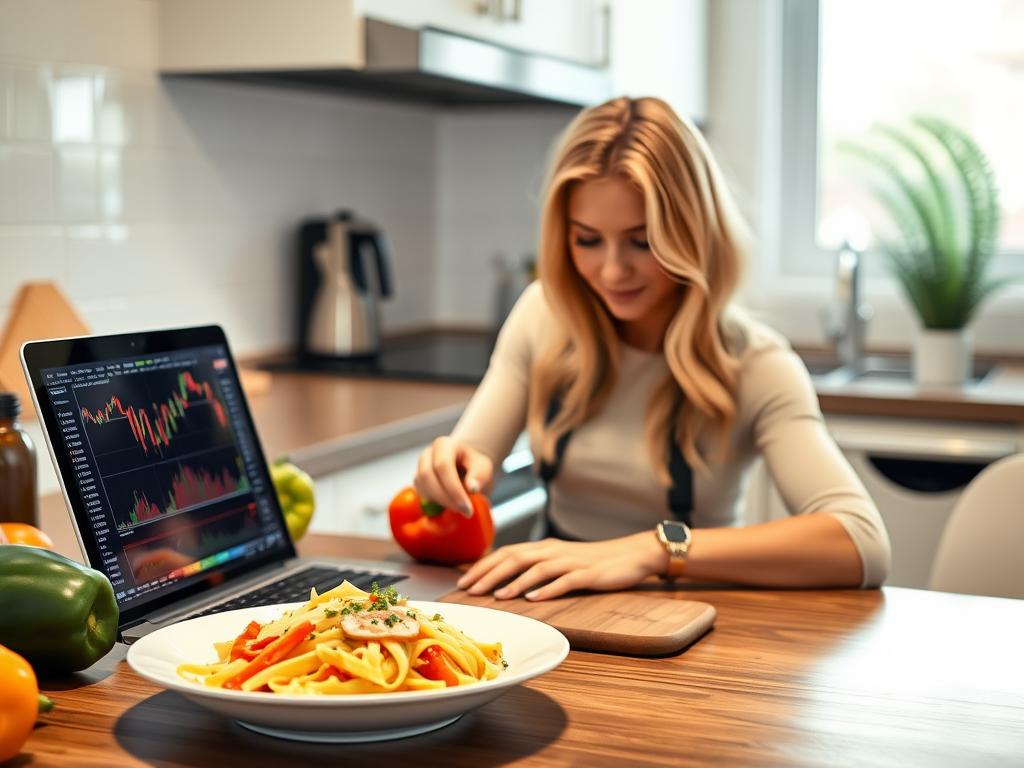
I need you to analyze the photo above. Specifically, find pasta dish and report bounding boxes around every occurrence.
[176,581,506,694]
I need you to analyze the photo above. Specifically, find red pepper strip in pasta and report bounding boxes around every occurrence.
[311,664,350,682]
[222,621,314,690]
[238,633,280,661]
[228,621,262,661]
[417,645,459,687]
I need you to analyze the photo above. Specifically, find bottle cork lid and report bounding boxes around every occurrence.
[0,392,21,419]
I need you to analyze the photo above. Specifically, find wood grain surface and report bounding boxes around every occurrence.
[17,534,1024,768]
[444,591,716,656]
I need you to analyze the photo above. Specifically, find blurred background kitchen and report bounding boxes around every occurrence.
[1,0,1023,592]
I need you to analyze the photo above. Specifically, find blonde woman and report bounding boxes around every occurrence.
[415,96,891,600]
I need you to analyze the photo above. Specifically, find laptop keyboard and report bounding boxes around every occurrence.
[187,565,407,619]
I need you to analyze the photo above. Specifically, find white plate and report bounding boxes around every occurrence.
[126,600,569,743]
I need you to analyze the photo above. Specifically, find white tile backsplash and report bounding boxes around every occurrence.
[436,107,572,327]
[8,62,52,141]
[0,44,444,354]
[54,146,100,221]
[0,145,54,223]
[0,0,578,353]
[0,225,64,307]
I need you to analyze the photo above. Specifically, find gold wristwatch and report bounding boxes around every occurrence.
[656,520,692,581]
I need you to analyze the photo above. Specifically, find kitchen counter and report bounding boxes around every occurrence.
[812,361,1024,424]
[23,534,1024,767]
[242,370,475,469]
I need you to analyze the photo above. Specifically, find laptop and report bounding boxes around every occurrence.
[21,325,461,643]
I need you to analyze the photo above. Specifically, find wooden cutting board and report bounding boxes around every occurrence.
[441,590,716,656]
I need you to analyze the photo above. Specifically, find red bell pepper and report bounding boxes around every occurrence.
[387,487,494,565]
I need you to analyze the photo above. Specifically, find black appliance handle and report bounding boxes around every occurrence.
[366,233,393,298]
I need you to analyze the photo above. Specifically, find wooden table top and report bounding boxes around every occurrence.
[21,534,1024,767]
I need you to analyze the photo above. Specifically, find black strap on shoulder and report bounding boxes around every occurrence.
[539,394,693,528]
[538,396,570,483]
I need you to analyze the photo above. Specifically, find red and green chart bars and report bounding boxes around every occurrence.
[81,371,228,456]
[120,457,251,530]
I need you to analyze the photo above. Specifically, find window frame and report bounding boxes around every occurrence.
[751,0,1024,349]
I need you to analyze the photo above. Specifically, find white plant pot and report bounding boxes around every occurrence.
[913,328,972,387]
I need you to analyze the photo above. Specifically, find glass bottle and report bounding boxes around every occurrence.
[0,392,38,526]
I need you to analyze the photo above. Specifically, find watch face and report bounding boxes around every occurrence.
[661,522,688,543]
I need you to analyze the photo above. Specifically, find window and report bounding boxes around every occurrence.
[776,0,1024,281]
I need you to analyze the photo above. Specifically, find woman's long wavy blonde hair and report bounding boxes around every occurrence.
[527,96,749,482]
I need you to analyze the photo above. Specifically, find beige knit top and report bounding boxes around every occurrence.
[452,282,892,587]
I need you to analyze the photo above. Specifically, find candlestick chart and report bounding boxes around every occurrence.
[74,363,258,539]
[78,368,234,476]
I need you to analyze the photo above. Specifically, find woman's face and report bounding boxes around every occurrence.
[567,175,681,351]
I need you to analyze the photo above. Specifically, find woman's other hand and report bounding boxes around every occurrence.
[455,533,667,601]
[414,437,495,517]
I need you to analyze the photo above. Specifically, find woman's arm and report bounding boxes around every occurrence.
[740,346,892,588]
[676,512,863,587]
[457,512,861,600]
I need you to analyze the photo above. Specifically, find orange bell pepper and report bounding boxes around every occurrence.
[387,487,494,565]
[0,645,52,763]
[0,522,54,549]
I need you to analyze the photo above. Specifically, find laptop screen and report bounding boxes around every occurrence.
[30,330,293,621]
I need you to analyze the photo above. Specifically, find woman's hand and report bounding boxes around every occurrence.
[456,532,668,601]
[414,437,494,517]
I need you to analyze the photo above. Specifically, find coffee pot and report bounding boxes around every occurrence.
[298,210,393,359]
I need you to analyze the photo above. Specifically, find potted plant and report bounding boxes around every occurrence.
[839,116,1007,386]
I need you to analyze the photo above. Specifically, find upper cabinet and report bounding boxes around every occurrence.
[358,0,607,66]
[159,0,364,73]
[158,0,604,73]
[157,0,706,118]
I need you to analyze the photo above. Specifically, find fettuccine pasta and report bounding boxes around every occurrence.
[176,581,506,694]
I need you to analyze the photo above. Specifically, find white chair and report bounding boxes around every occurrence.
[929,453,1024,599]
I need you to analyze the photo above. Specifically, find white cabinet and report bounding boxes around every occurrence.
[743,416,1023,589]
[159,0,364,72]
[357,0,607,65]
[158,0,605,72]
[309,444,424,538]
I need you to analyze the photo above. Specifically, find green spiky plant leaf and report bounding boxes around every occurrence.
[838,116,1006,329]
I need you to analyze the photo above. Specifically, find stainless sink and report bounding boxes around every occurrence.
[807,355,997,386]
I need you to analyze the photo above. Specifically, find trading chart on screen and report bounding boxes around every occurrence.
[40,346,287,610]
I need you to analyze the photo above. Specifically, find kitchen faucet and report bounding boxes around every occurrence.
[823,240,872,369]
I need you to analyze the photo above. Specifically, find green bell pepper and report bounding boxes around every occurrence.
[0,545,119,673]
